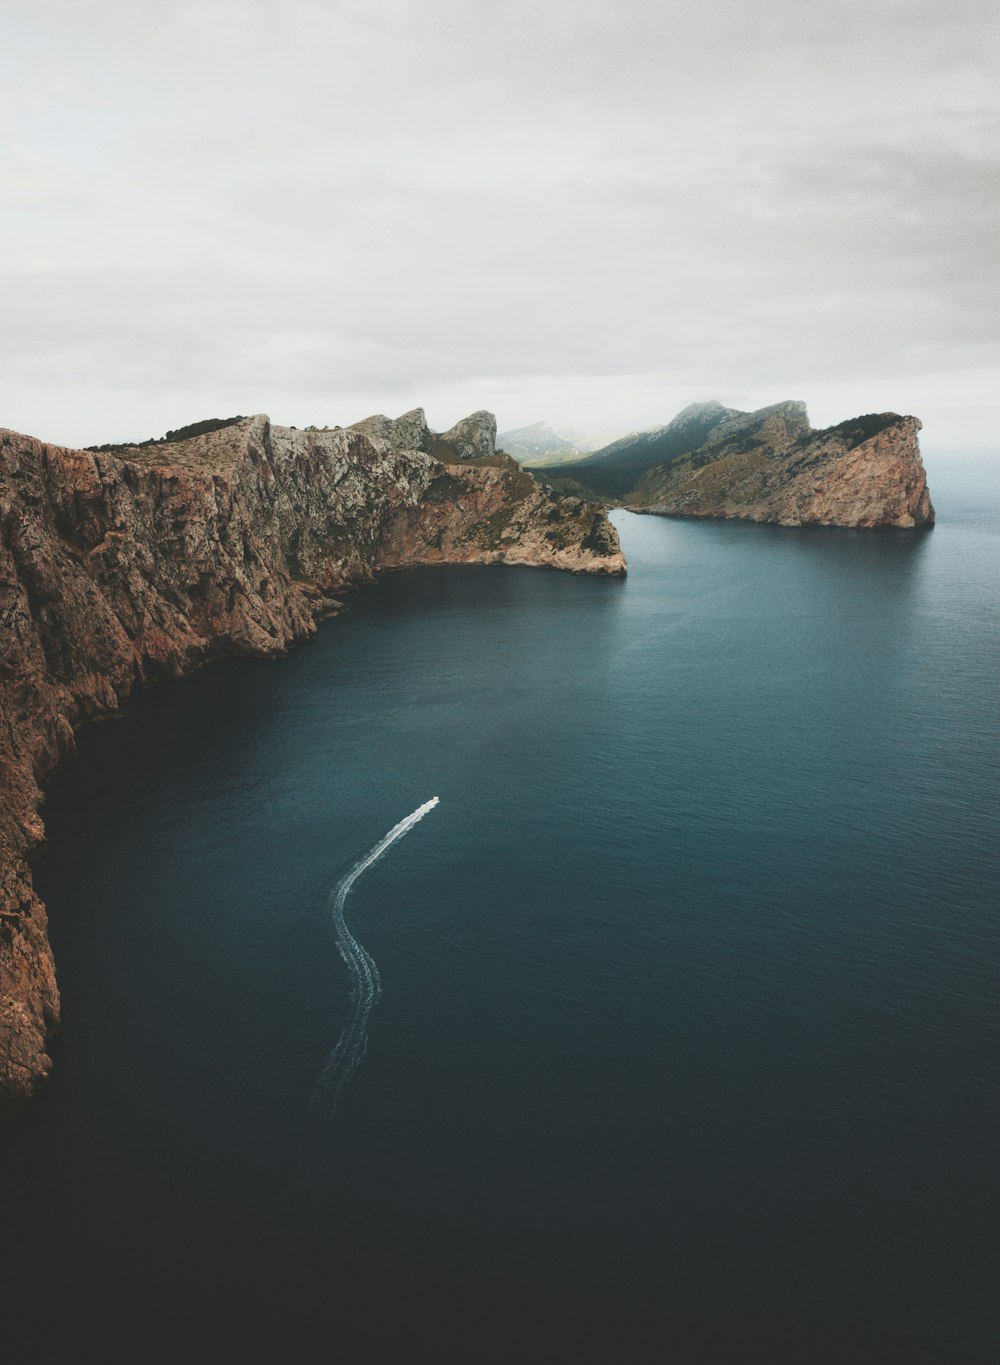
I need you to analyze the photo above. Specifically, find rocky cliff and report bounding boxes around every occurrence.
[0,414,624,1116]
[348,407,498,463]
[536,400,935,527]
[630,411,934,528]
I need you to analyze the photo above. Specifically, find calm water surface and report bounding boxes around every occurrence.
[4,459,999,1361]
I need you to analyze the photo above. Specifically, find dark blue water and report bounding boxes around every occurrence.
[4,460,999,1362]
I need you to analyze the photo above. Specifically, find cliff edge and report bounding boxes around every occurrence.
[629,410,934,528]
[535,400,934,528]
[0,413,624,1115]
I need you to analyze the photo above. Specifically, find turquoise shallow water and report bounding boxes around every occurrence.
[3,459,999,1362]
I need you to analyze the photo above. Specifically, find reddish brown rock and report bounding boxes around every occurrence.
[0,415,625,1116]
[630,412,934,528]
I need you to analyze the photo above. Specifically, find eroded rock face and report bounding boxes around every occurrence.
[349,407,499,463]
[348,407,431,453]
[630,412,934,528]
[437,410,497,460]
[0,415,624,1116]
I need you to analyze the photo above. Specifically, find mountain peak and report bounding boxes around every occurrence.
[497,421,580,465]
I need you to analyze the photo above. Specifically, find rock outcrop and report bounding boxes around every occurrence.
[0,414,624,1116]
[535,399,935,526]
[348,407,432,454]
[436,411,497,461]
[630,411,934,528]
[348,407,498,464]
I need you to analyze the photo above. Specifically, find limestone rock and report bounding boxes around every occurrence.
[347,407,430,452]
[349,407,498,463]
[0,414,625,1116]
[437,410,497,460]
[630,411,934,528]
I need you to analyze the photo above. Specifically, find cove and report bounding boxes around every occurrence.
[2,469,999,1364]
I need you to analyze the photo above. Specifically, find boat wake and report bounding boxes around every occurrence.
[310,797,439,1120]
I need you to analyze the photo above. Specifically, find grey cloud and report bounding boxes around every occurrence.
[1,0,998,449]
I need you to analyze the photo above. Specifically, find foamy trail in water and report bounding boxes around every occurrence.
[311,798,439,1119]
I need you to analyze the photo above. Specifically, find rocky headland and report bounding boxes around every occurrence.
[535,400,935,528]
[0,410,624,1116]
[629,408,935,528]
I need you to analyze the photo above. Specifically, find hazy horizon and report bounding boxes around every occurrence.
[3,0,998,458]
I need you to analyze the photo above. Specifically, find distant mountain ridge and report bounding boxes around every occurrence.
[497,421,577,464]
[535,400,809,497]
[497,421,609,466]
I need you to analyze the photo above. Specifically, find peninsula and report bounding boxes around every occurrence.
[535,401,935,528]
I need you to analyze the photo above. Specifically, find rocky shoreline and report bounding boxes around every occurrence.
[0,411,625,1116]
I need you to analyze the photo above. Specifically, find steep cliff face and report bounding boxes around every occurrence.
[630,412,934,528]
[0,414,624,1115]
[379,461,623,571]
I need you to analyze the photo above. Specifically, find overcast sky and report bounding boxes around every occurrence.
[2,0,997,454]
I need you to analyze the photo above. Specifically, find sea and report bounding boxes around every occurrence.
[2,457,998,1363]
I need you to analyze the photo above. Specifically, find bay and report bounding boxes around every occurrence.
[3,458,998,1362]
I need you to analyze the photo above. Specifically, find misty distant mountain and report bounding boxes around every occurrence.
[554,427,606,455]
[534,398,813,502]
[533,401,740,496]
[497,421,581,465]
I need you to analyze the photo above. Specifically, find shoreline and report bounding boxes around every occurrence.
[0,416,625,1115]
